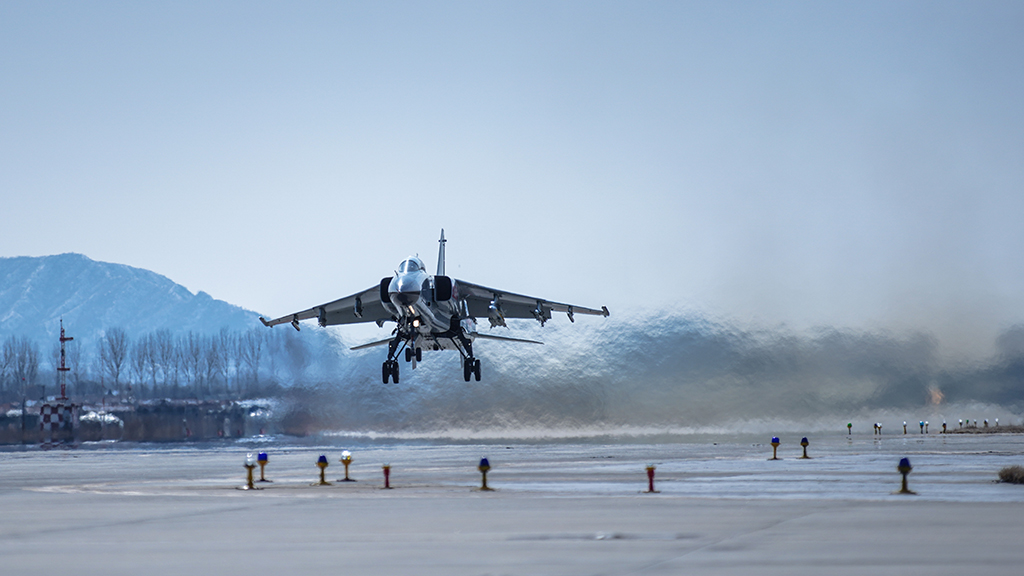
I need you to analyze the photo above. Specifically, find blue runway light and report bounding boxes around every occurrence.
[477,457,493,490]
[896,457,915,494]
[256,452,271,482]
[799,437,811,459]
[313,454,331,486]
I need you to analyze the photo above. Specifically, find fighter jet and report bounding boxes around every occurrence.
[260,230,609,383]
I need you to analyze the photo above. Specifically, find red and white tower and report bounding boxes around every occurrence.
[41,319,79,446]
[58,318,73,401]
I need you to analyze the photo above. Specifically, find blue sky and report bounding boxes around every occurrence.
[2,1,1023,359]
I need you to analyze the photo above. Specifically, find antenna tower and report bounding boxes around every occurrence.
[58,319,73,401]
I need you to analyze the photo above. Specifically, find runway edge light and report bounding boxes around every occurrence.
[478,458,494,491]
[800,437,811,459]
[257,452,271,483]
[895,457,916,495]
[339,450,355,482]
[313,455,332,486]
[644,464,660,493]
[238,453,262,491]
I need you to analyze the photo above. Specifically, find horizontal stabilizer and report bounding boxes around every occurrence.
[350,337,394,351]
[473,332,544,345]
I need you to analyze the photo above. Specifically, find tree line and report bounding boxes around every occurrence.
[0,327,314,402]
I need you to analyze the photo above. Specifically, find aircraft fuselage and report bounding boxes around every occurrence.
[384,257,474,354]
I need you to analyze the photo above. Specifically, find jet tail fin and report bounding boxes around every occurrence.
[437,228,446,276]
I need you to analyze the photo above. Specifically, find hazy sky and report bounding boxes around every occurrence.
[2,1,1022,359]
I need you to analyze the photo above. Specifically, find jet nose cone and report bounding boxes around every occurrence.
[392,291,419,306]
[390,273,424,308]
[391,275,422,306]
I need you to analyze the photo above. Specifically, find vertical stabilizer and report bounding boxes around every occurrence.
[437,229,446,276]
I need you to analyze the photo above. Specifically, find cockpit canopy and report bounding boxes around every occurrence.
[398,257,425,274]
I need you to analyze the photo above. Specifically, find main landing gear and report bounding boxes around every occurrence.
[463,358,481,382]
[380,320,483,383]
[382,360,399,384]
[452,329,481,382]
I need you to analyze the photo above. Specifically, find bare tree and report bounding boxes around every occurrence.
[49,342,61,385]
[11,337,40,394]
[202,335,221,396]
[154,330,177,391]
[238,328,264,393]
[140,333,158,389]
[0,336,14,396]
[130,336,150,397]
[99,328,129,393]
[92,354,105,389]
[182,333,203,397]
[0,326,331,401]
[68,338,83,393]
[265,329,287,384]
[217,329,235,394]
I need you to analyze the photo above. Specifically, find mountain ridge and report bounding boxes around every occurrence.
[0,253,262,347]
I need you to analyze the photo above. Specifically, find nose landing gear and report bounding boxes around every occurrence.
[384,332,413,383]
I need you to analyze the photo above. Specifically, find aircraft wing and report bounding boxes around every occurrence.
[454,279,609,323]
[259,285,391,330]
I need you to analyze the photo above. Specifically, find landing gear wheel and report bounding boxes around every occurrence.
[473,358,481,381]
[463,359,472,382]
[405,348,412,362]
[415,347,422,362]
[383,360,400,383]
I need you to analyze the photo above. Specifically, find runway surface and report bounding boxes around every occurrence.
[2,433,1023,575]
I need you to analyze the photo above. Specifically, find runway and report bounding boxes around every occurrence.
[2,433,1023,575]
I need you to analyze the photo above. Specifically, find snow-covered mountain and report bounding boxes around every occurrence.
[0,253,262,347]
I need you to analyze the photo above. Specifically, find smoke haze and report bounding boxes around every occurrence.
[278,310,1024,436]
